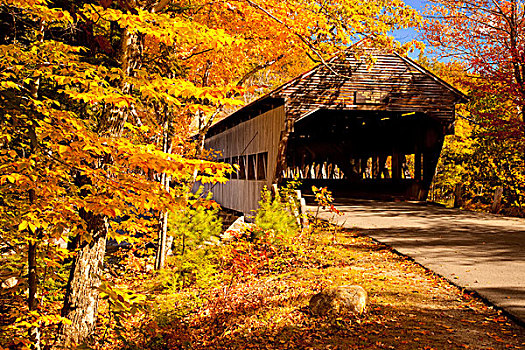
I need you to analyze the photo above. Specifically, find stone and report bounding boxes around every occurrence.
[221,216,254,242]
[309,285,367,316]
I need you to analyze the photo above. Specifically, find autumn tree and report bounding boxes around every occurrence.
[424,0,525,212]
[0,0,233,346]
[183,0,423,149]
[425,0,525,135]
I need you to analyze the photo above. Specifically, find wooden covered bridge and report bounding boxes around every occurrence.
[200,48,466,215]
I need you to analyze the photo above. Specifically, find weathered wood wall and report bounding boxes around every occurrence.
[265,50,465,184]
[200,105,286,215]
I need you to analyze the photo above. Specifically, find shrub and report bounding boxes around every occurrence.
[254,185,299,244]
[164,201,223,289]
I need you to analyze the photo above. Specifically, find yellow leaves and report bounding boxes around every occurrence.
[18,220,38,233]
[2,0,73,24]
[0,173,31,186]
[38,314,72,326]
[0,174,16,184]
[57,145,70,155]
[82,5,239,49]
[133,73,243,107]
[62,89,135,108]
[0,81,20,90]
[18,220,29,231]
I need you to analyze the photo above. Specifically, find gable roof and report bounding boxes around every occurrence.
[207,47,467,137]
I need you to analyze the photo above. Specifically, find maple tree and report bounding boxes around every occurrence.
[424,0,525,121]
[423,1,525,213]
[0,0,423,347]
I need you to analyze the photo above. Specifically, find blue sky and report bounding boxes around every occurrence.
[392,0,428,59]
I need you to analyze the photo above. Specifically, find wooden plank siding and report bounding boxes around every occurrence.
[200,105,286,215]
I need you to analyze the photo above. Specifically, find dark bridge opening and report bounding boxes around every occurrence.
[283,109,447,200]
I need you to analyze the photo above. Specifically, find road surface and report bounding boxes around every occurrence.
[309,199,525,324]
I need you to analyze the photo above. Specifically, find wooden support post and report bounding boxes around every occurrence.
[423,151,435,185]
[453,183,463,208]
[361,157,367,179]
[288,190,302,227]
[294,190,309,229]
[271,183,279,198]
[401,154,408,179]
[379,155,389,179]
[338,161,352,180]
[392,151,401,180]
[415,151,422,181]
[351,159,360,179]
[491,186,503,213]
[372,156,380,179]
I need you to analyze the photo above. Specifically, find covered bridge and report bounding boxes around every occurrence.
[201,48,467,215]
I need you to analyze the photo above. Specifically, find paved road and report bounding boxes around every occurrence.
[309,199,525,323]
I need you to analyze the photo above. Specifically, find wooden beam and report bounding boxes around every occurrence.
[379,155,389,179]
[392,151,401,180]
[361,158,367,179]
[414,151,422,181]
[372,156,380,179]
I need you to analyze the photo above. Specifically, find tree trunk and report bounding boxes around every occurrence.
[453,183,463,208]
[154,172,171,270]
[60,209,107,347]
[59,25,144,345]
[27,90,41,350]
[28,238,41,350]
[491,186,504,214]
[155,121,172,270]
[273,116,294,183]
[155,206,169,269]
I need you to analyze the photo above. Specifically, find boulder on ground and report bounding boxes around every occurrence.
[309,285,367,316]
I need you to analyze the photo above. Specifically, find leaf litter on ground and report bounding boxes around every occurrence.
[100,229,525,349]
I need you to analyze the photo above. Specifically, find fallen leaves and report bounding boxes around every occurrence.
[100,229,525,349]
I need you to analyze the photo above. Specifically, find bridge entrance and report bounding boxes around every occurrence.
[283,109,446,200]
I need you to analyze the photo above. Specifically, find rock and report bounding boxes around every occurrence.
[221,216,254,241]
[309,285,367,316]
